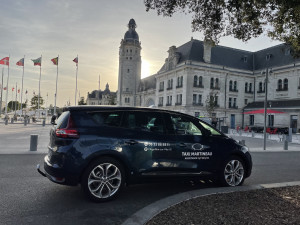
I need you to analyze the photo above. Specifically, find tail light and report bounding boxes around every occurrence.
[55,116,79,139]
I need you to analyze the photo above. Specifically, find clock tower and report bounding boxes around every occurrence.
[117,18,142,106]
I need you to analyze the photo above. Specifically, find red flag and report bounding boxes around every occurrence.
[51,57,58,65]
[0,57,9,66]
[3,87,7,90]
[73,57,78,64]
[18,89,20,93]
[12,87,14,91]
[32,57,41,66]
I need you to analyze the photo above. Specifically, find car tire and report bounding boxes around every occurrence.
[218,156,245,187]
[81,157,125,202]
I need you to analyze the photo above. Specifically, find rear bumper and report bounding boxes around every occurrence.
[38,155,78,186]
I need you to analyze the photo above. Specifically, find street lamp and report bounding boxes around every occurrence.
[261,68,273,150]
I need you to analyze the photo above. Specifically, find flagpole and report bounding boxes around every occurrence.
[20,55,25,116]
[4,56,10,116]
[75,55,78,106]
[0,68,3,115]
[54,55,59,115]
[38,55,42,119]
[15,82,17,115]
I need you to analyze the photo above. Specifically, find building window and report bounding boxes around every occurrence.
[210,78,214,89]
[258,82,264,93]
[229,80,233,91]
[177,76,183,88]
[127,69,130,73]
[193,76,198,87]
[158,97,163,106]
[198,94,202,105]
[243,56,248,62]
[266,53,272,61]
[199,76,203,87]
[234,81,237,91]
[130,57,132,60]
[249,83,252,92]
[193,94,197,104]
[250,115,254,126]
[170,96,172,105]
[277,79,282,91]
[214,96,218,107]
[167,79,173,90]
[176,94,182,105]
[268,115,274,127]
[125,97,130,103]
[245,82,248,92]
[283,78,288,90]
[159,81,164,92]
[215,78,219,89]
[245,99,248,105]
[233,98,237,108]
[229,97,232,108]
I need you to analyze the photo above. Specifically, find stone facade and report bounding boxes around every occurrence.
[118,20,300,132]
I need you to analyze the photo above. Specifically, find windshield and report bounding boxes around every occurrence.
[199,121,222,136]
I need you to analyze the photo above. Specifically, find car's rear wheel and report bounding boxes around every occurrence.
[219,156,245,187]
[81,157,125,202]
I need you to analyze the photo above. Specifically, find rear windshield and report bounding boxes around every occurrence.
[56,111,70,129]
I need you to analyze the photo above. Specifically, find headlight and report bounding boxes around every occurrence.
[241,146,249,153]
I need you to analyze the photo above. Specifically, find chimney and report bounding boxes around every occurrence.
[203,39,213,63]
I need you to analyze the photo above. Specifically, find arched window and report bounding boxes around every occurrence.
[215,78,219,88]
[210,78,214,89]
[194,76,198,86]
[234,81,237,91]
[277,79,282,90]
[199,76,203,86]
[284,78,288,90]
[245,82,248,92]
[229,80,233,91]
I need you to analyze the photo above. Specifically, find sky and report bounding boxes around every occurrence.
[0,0,282,108]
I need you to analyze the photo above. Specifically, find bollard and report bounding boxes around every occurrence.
[42,119,46,127]
[284,140,288,150]
[5,119,8,125]
[24,118,27,126]
[27,118,30,124]
[288,128,292,142]
[239,130,242,136]
[30,134,38,151]
[251,131,255,138]
[11,118,14,124]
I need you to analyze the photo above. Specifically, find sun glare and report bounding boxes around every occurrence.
[141,60,150,78]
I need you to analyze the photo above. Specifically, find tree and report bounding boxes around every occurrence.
[205,90,218,118]
[30,95,44,110]
[78,97,87,105]
[144,0,300,57]
[7,101,26,111]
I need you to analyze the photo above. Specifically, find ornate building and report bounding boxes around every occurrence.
[118,19,300,132]
[86,83,116,105]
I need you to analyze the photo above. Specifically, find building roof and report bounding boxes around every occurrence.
[124,18,139,41]
[158,39,299,73]
[245,99,300,109]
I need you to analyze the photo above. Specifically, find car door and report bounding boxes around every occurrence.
[119,110,179,176]
[164,112,221,173]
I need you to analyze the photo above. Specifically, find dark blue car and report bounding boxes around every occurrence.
[37,106,252,202]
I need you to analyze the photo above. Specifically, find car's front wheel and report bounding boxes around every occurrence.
[219,156,245,187]
[81,157,125,202]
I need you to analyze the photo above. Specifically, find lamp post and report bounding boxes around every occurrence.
[262,68,273,150]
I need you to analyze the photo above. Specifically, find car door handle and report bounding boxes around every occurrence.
[178,143,187,148]
[125,140,138,145]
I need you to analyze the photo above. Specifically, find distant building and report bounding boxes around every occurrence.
[118,19,300,132]
[86,83,116,105]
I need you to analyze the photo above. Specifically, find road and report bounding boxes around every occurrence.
[1,152,300,225]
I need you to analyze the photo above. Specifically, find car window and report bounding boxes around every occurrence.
[167,114,202,136]
[56,111,70,129]
[199,121,222,135]
[72,111,122,128]
[122,111,165,134]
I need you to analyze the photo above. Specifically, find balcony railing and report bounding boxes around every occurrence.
[176,85,183,89]
[158,89,164,92]
[276,88,288,92]
[193,103,203,106]
[210,86,220,90]
[175,102,182,106]
[257,90,265,93]
[166,87,173,90]
[229,89,238,92]
[193,84,204,88]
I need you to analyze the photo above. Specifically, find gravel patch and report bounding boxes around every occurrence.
[146,186,300,225]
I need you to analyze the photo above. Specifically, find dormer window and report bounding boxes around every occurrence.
[242,56,247,62]
[285,48,291,56]
[266,53,272,61]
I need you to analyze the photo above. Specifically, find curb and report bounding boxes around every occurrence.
[122,181,300,225]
